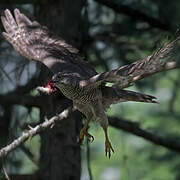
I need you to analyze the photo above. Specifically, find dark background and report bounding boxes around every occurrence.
[0,0,180,180]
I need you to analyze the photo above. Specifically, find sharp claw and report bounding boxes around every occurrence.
[90,136,94,143]
[105,140,114,159]
[87,134,94,143]
[80,128,94,144]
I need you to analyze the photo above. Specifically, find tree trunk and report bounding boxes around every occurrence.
[36,1,85,179]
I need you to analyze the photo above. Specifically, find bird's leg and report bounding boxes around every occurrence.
[103,127,114,158]
[80,119,94,143]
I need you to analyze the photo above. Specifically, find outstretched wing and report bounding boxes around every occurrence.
[1,9,78,61]
[1,9,97,77]
[79,37,180,89]
[2,9,179,88]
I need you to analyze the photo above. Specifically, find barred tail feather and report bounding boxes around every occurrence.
[113,89,157,103]
[102,86,157,108]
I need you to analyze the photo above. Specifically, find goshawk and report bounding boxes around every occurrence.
[1,9,178,158]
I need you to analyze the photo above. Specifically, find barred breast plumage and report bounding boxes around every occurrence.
[56,83,100,104]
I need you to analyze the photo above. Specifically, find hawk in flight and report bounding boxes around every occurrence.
[1,9,179,158]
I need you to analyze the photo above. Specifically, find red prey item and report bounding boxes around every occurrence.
[37,80,57,94]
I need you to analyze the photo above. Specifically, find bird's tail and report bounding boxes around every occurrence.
[102,86,157,108]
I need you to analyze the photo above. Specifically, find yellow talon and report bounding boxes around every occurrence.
[103,127,114,158]
[105,139,114,158]
[80,126,94,143]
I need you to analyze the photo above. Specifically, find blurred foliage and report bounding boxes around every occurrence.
[0,0,180,180]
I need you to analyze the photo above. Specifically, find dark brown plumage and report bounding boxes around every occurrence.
[1,9,178,158]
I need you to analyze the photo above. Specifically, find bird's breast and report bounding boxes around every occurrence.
[56,84,100,104]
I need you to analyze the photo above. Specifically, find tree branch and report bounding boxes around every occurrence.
[1,105,180,157]
[0,106,73,158]
[0,93,44,108]
[109,117,180,153]
[94,0,171,31]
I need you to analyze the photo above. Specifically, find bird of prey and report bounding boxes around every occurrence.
[1,9,179,158]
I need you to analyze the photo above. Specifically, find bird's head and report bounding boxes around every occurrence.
[50,72,78,87]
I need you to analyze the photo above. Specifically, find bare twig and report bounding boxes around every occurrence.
[0,106,73,158]
[2,158,10,180]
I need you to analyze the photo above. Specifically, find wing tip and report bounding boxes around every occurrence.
[4,9,11,15]
[14,8,20,15]
[151,99,159,104]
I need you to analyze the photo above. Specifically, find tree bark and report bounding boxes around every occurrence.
[35,1,85,179]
